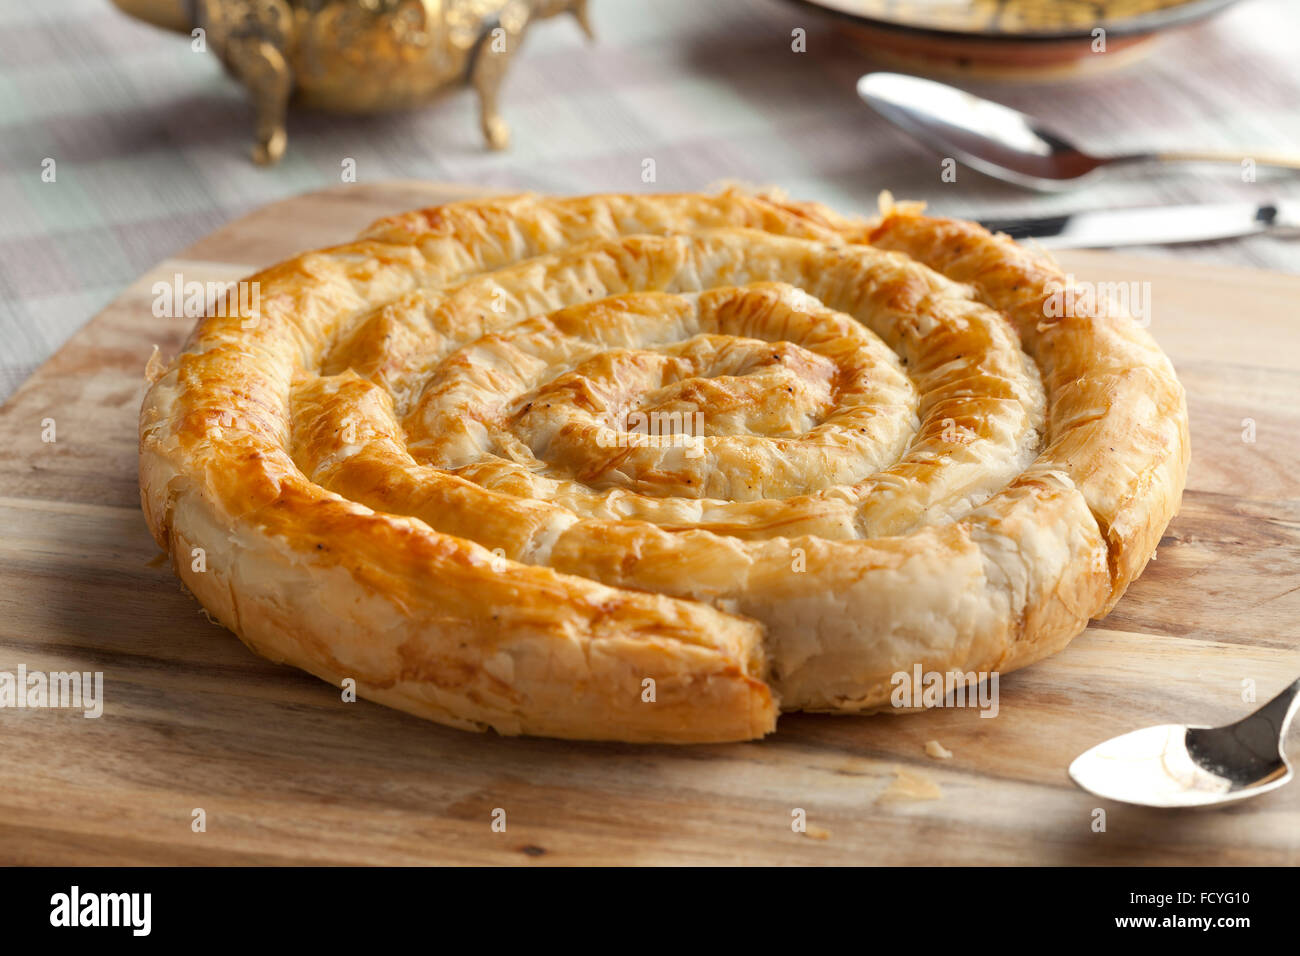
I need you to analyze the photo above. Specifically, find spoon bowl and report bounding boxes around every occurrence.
[1069,677,1300,809]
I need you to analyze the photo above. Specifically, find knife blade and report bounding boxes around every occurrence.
[978,201,1300,249]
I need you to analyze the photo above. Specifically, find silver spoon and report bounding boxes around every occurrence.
[1069,677,1300,808]
[857,72,1300,191]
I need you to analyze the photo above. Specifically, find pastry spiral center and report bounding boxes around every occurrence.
[407,285,917,501]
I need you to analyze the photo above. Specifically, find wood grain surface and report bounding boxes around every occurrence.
[1,181,1297,865]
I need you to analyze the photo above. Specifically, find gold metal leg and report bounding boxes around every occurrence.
[227,37,292,165]
[570,0,594,41]
[471,27,521,151]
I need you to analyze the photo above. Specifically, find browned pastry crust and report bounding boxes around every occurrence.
[139,190,1189,742]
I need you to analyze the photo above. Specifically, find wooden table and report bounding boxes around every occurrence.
[2,182,1297,865]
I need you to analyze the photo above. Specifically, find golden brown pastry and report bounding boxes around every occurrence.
[138,190,1189,742]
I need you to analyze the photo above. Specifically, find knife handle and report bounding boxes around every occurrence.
[977,215,1068,240]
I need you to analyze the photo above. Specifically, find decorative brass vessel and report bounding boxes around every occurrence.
[110,0,593,164]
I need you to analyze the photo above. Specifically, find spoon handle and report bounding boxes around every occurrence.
[1121,149,1300,172]
[1250,676,1300,738]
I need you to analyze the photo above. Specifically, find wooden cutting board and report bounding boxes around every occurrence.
[2,181,1298,865]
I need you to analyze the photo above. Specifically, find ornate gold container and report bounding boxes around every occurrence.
[110,0,593,164]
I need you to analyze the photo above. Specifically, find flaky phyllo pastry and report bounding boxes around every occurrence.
[139,190,1189,742]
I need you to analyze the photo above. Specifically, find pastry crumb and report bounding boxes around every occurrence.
[802,824,831,841]
[877,189,926,218]
[880,768,942,802]
[144,345,166,384]
[924,739,953,760]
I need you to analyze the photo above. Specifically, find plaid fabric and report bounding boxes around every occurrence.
[1,0,1297,401]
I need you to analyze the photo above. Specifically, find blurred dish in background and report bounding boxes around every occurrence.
[784,0,1243,76]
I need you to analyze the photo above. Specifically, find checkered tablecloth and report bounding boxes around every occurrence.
[1,0,1297,402]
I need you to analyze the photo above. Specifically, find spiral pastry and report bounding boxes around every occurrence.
[139,190,1189,742]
